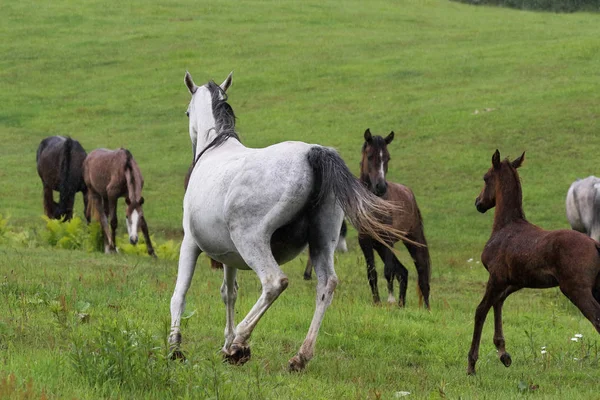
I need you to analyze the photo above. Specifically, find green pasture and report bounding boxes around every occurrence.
[1,0,600,398]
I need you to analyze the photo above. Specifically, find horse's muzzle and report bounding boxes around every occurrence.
[475,198,488,214]
[374,182,388,197]
[130,237,139,245]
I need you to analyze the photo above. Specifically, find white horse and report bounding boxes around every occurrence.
[169,71,408,371]
[566,176,600,241]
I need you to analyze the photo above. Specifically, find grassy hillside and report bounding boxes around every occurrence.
[1,0,600,398]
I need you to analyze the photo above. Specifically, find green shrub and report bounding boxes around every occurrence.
[70,319,172,394]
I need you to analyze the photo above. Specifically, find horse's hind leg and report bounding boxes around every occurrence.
[224,232,289,365]
[107,197,118,251]
[169,235,201,359]
[43,185,56,219]
[560,282,600,334]
[289,205,341,372]
[404,234,432,310]
[90,192,112,253]
[220,265,238,354]
[359,235,381,303]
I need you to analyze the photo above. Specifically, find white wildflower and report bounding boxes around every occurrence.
[394,392,411,398]
[541,350,547,355]
[571,337,578,342]
[575,333,583,338]
[467,258,473,263]
[541,346,546,350]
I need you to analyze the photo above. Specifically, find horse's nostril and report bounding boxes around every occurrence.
[130,237,138,245]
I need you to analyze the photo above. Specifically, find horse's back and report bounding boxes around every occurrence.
[84,148,130,196]
[37,136,86,190]
[185,141,318,267]
[384,181,421,234]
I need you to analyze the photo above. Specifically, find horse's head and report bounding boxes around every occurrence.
[125,196,144,244]
[360,129,394,197]
[475,149,525,213]
[184,71,233,159]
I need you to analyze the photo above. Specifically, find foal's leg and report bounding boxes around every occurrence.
[560,283,600,333]
[220,265,238,354]
[467,279,507,375]
[90,192,112,253]
[492,286,519,368]
[289,206,341,372]
[359,235,381,303]
[404,234,431,310]
[374,242,407,305]
[169,235,201,359]
[139,216,156,257]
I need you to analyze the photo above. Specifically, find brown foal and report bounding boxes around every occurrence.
[468,149,600,375]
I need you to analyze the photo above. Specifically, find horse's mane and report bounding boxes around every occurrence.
[193,81,240,162]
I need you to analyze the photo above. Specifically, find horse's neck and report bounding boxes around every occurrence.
[493,179,526,232]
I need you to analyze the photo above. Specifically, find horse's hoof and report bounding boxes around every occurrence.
[303,274,312,281]
[500,352,512,367]
[223,344,251,365]
[467,368,476,376]
[288,355,307,372]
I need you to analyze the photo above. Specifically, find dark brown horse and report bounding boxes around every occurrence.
[83,148,156,257]
[468,150,600,375]
[359,129,431,308]
[36,136,89,221]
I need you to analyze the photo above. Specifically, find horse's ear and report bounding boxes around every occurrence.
[184,71,198,94]
[492,149,501,170]
[384,131,394,144]
[140,197,145,205]
[220,71,233,92]
[511,151,525,169]
[125,197,131,205]
[364,129,372,142]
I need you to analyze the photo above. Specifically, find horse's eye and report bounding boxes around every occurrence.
[367,155,374,161]
[185,111,190,117]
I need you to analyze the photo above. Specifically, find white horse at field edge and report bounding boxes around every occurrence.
[168,71,407,371]
[566,176,600,241]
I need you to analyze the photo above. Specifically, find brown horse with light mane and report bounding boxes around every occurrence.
[468,150,600,375]
[83,148,156,257]
[359,129,431,309]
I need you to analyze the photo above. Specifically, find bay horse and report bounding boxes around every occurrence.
[83,148,156,257]
[36,136,89,221]
[566,176,600,241]
[170,71,409,371]
[358,129,431,309]
[468,150,600,375]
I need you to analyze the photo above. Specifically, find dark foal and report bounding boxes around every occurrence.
[468,150,600,375]
[359,129,431,309]
[83,148,156,257]
[36,136,89,221]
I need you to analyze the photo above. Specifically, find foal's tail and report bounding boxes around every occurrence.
[57,137,76,218]
[307,146,415,249]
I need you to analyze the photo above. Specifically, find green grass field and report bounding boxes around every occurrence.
[1,0,600,398]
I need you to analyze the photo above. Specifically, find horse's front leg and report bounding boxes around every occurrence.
[139,216,156,257]
[493,286,518,369]
[169,236,201,360]
[220,265,238,355]
[359,235,380,303]
[108,197,118,251]
[467,279,506,375]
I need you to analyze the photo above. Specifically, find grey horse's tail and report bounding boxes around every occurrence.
[306,146,414,248]
[57,137,75,218]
